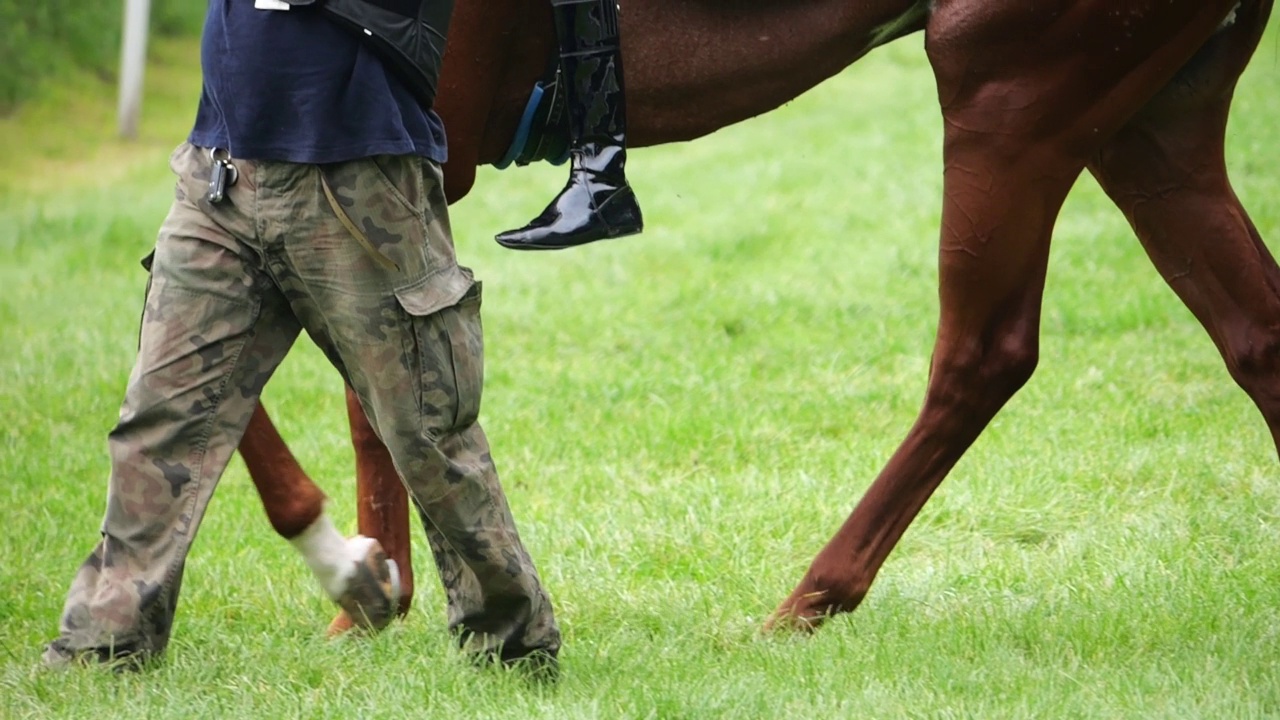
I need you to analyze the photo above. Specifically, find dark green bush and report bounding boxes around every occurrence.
[0,0,205,114]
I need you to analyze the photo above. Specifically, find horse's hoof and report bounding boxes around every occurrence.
[326,610,356,637]
[762,591,831,635]
[331,537,401,634]
[762,612,824,634]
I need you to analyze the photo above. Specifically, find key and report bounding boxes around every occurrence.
[206,150,238,204]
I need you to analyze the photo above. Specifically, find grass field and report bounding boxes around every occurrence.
[3,29,1280,720]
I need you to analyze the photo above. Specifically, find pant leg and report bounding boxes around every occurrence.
[260,155,560,660]
[46,145,302,665]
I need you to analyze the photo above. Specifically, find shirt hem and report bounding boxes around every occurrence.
[186,133,448,165]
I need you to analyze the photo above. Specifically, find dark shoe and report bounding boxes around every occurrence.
[468,644,561,683]
[496,0,642,250]
[41,639,149,672]
[502,648,561,683]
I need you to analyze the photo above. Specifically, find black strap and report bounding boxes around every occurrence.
[318,0,454,110]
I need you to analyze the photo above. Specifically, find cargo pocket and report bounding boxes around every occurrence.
[394,267,485,436]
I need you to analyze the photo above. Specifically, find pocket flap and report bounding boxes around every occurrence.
[393,265,475,317]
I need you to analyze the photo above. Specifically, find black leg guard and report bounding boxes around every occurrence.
[495,0,643,251]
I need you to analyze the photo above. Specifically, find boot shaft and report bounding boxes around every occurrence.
[550,0,627,145]
[551,0,619,52]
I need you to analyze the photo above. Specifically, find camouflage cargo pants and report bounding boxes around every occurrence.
[45,142,560,666]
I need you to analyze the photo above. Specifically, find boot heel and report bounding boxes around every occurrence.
[596,185,643,238]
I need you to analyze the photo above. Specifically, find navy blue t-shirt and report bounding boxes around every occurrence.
[189,0,447,164]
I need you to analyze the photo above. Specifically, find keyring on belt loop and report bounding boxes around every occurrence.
[207,146,239,189]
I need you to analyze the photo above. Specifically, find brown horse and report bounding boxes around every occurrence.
[240,0,1279,634]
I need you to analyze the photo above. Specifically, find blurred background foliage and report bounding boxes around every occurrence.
[0,0,204,114]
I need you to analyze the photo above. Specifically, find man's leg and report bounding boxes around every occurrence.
[44,150,302,667]
[271,155,561,664]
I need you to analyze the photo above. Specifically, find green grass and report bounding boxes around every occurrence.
[4,30,1280,720]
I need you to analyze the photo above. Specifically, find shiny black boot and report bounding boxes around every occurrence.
[495,0,643,250]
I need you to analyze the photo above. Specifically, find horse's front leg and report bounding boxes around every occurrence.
[768,140,1071,629]
[768,0,1236,630]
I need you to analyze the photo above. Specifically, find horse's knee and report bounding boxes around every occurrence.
[927,332,1039,423]
[1218,324,1280,454]
[1223,325,1280,396]
[975,334,1039,398]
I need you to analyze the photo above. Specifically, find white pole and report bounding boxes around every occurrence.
[118,0,151,139]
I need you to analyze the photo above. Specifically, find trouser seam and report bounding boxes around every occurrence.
[153,293,263,619]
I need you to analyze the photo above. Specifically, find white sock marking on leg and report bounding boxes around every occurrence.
[288,513,370,601]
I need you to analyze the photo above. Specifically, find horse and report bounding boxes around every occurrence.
[236,0,1279,634]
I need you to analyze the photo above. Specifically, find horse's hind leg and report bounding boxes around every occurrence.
[326,386,416,635]
[768,0,1241,630]
[241,403,328,538]
[240,402,401,632]
[1088,0,1280,455]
